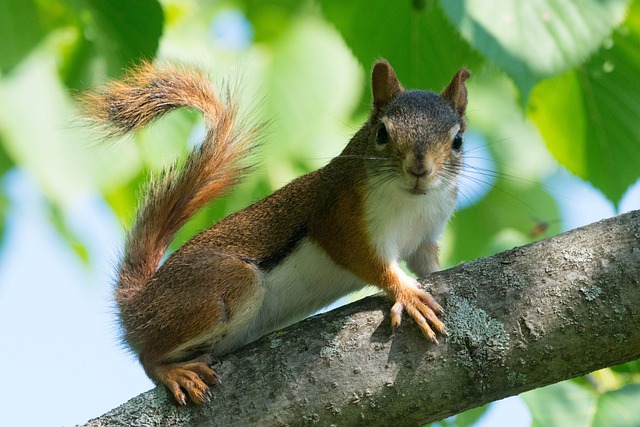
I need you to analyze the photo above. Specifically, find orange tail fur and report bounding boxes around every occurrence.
[81,63,259,304]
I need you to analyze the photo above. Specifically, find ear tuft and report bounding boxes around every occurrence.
[371,60,403,111]
[441,68,471,117]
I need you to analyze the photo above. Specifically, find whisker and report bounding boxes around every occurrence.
[456,186,478,208]
[461,163,572,202]
[334,154,391,161]
[463,136,515,154]
[458,172,546,216]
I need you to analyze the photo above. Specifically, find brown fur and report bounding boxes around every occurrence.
[85,60,470,405]
[81,64,261,404]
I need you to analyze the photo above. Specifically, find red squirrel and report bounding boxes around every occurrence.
[83,60,470,405]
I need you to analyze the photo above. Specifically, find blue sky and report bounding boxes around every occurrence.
[0,171,152,426]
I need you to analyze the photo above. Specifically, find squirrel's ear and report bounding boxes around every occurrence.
[372,60,403,110]
[441,68,471,117]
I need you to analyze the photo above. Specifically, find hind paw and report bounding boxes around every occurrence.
[155,354,220,405]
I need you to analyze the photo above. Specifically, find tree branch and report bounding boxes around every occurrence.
[82,210,640,427]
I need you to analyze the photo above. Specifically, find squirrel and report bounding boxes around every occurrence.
[83,60,470,405]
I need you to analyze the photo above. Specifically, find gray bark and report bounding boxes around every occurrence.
[81,210,640,427]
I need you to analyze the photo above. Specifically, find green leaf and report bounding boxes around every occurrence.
[79,0,164,78]
[0,193,7,252]
[451,404,489,427]
[0,133,15,176]
[0,86,15,251]
[524,381,640,427]
[0,0,48,73]
[261,14,363,167]
[319,0,484,92]
[440,0,630,97]
[426,404,488,427]
[0,136,14,247]
[528,1,640,207]
[0,51,145,211]
[239,0,305,42]
[59,27,99,89]
[593,384,640,427]
[447,176,560,265]
[104,171,146,226]
[610,360,640,376]
[47,201,90,266]
[523,381,596,427]
[0,59,88,205]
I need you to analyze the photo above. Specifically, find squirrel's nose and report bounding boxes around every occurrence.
[409,165,431,178]
[407,157,434,178]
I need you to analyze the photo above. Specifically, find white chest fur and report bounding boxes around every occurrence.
[364,179,456,262]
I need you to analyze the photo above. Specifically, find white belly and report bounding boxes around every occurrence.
[247,238,365,343]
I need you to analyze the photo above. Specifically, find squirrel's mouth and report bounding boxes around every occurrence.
[407,180,429,195]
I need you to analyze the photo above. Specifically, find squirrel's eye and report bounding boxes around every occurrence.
[376,124,389,145]
[452,132,463,151]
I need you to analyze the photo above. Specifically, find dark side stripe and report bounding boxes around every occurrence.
[253,224,308,271]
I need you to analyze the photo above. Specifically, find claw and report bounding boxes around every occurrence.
[153,353,219,405]
[437,323,449,337]
[390,287,445,342]
[391,302,404,331]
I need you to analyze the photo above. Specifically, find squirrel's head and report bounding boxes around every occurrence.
[350,60,470,196]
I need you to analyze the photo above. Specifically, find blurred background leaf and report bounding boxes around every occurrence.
[523,381,596,427]
[81,0,164,78]
[429,405,489,427]
[0,137,10,247]
[319,0,485,99]
[0,0,49,73]
[50,0,164,88]
[523,378,640,427]
[441,0,630,98]
[592,384,640,427]
[528,1,640,207]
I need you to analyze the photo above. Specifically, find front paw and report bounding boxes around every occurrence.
[390,287,446,343]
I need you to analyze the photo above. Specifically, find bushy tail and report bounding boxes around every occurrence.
[82,63,259,304]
